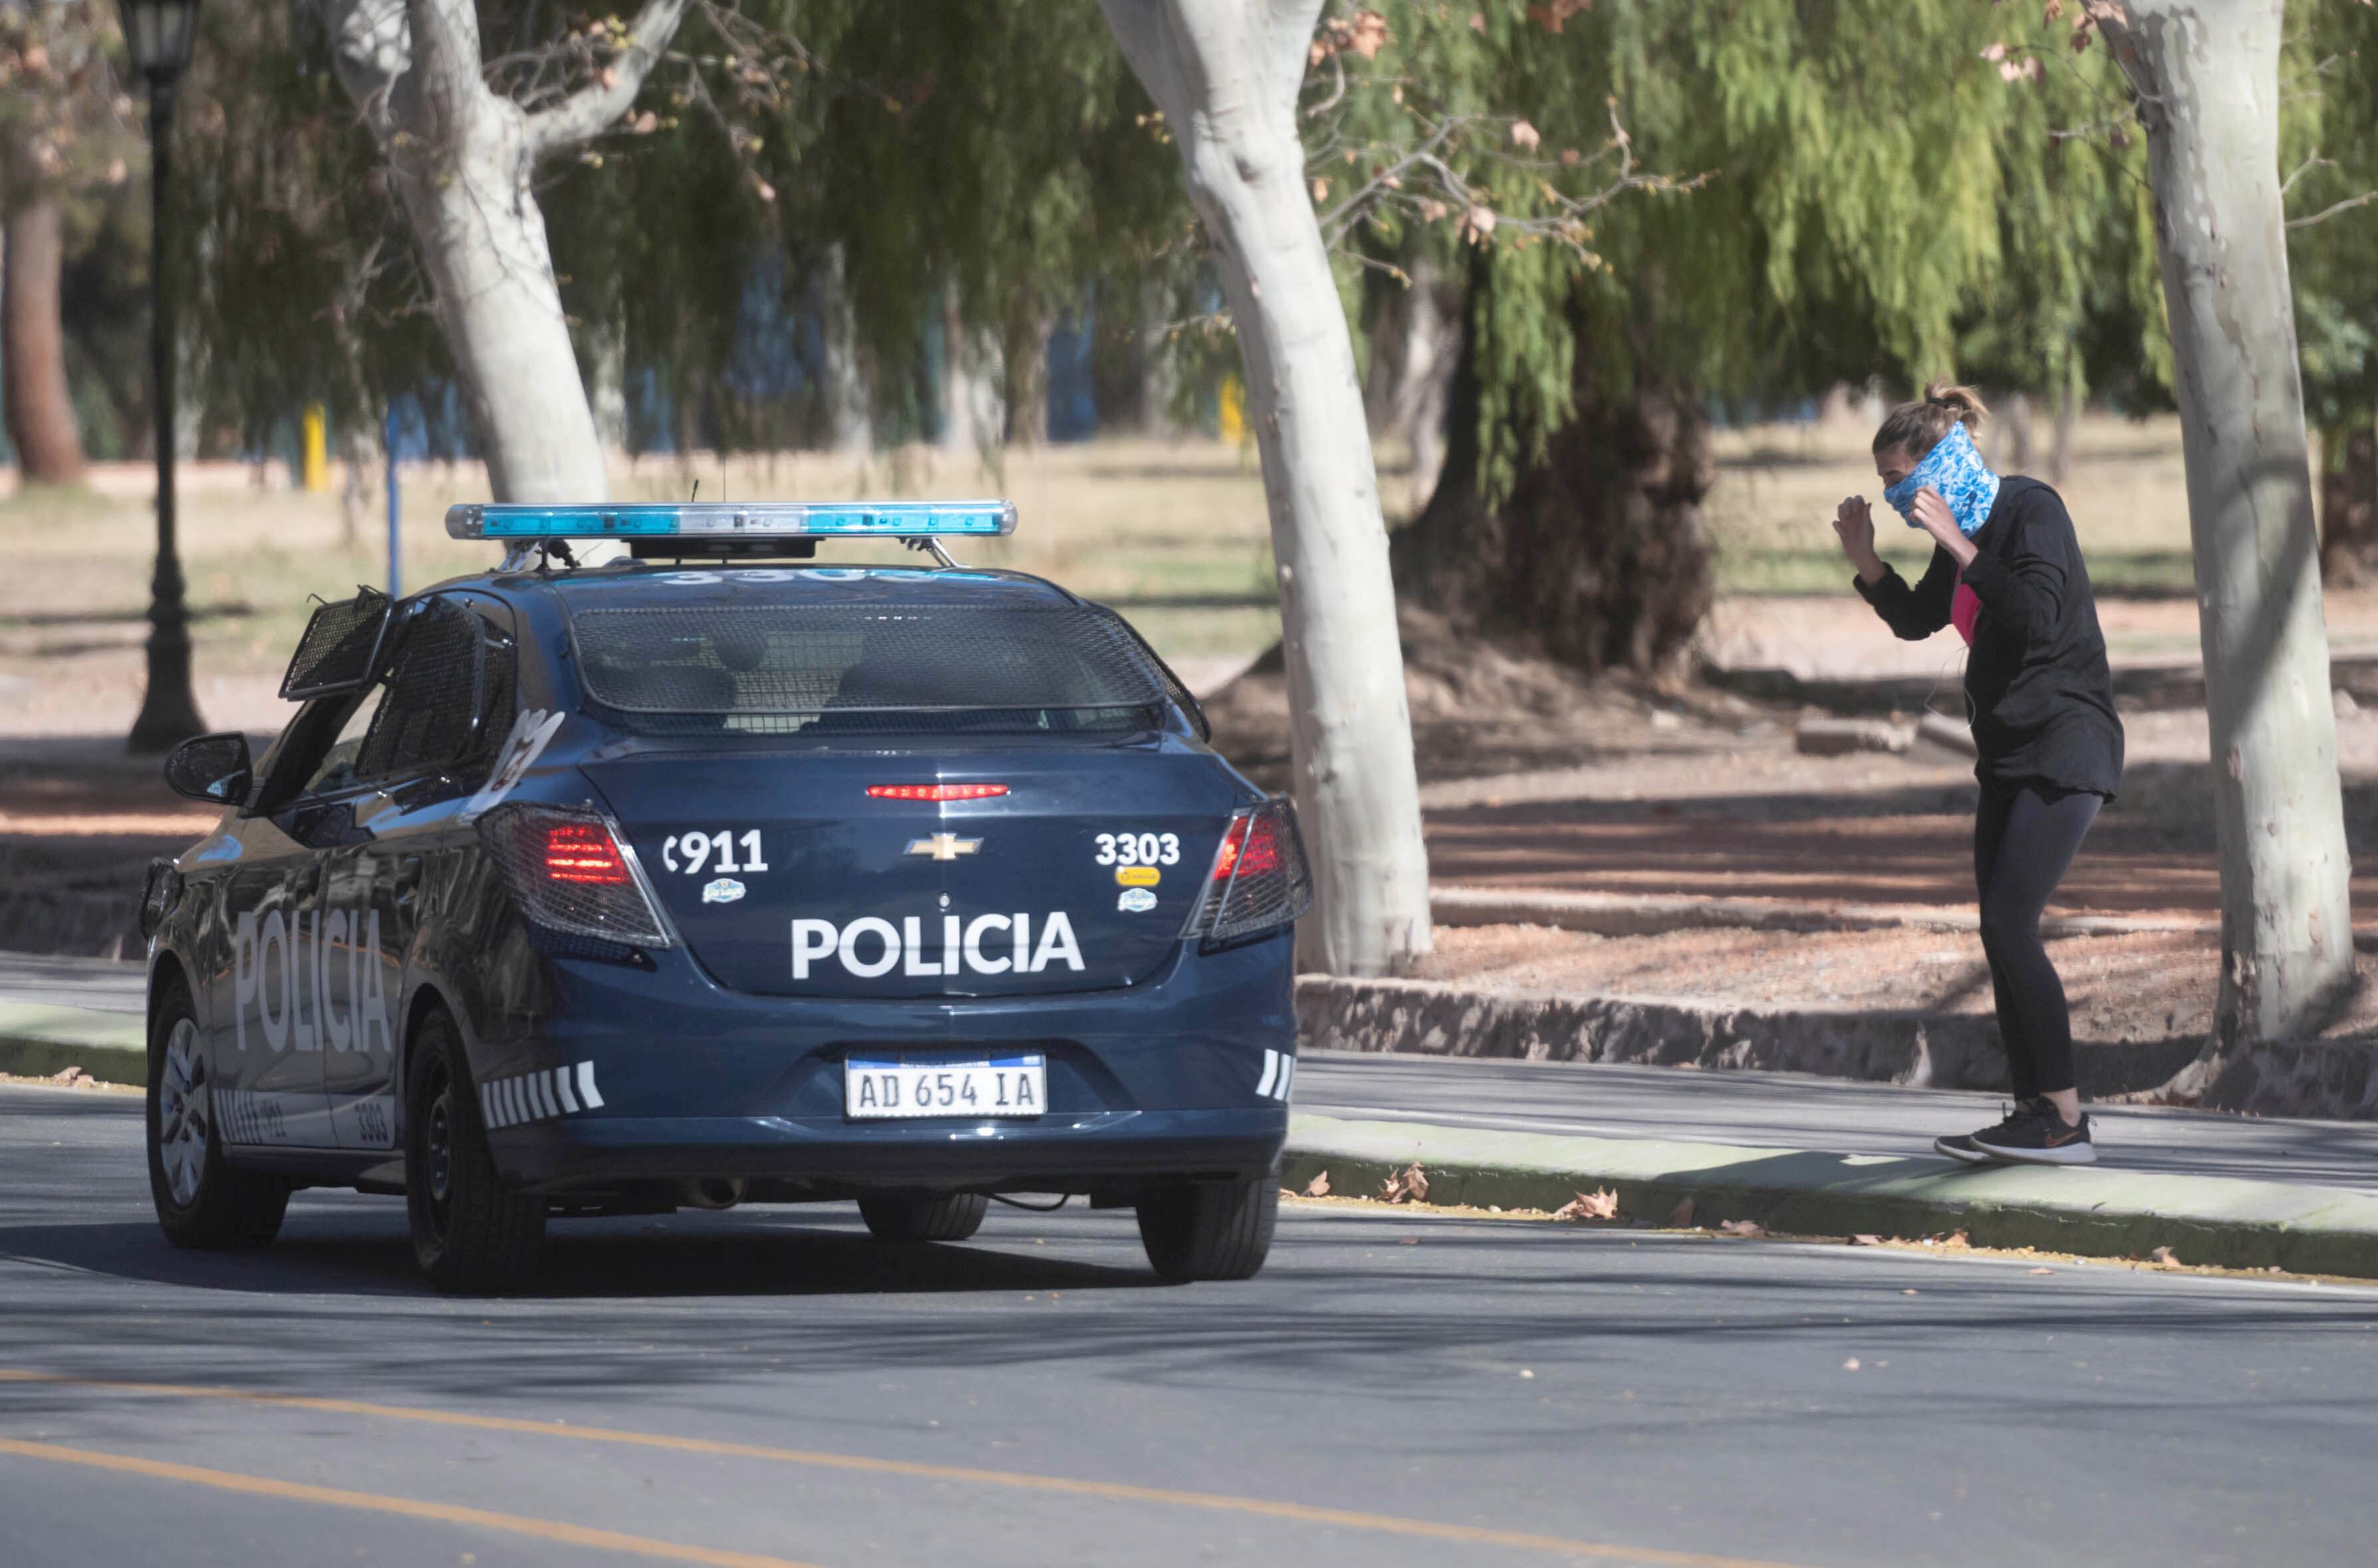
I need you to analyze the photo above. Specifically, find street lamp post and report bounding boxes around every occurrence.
[122,0,205,753]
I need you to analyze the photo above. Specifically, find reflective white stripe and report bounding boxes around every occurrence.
[551,1065,580,1114]
[575,1061,604,1109]
[1255,1049,1279,1099]
[502,1079,525,1126]
[528,1073,556,1122]
[1278,1055,1296,1101]
[479,1082,501,1128]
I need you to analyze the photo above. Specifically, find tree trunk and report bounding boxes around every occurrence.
[1,195,88,485]
[2317,422,2378,587]
[1398,263,1714,677]
[1386,257,1455,519]
[2099,1,2355,1054]
[1099,0,1433,975]
[813,245,872,459]
[940,282,1003,460]
[2048,376,2079,486]
[327,0,686,507]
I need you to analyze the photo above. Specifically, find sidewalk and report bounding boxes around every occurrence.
[1290,1051,2378,1279]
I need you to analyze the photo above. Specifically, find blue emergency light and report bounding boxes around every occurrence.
[446,500,1017,542]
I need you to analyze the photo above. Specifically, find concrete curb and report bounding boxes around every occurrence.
[1428,884,2226,944]
[1295,974,2202,1098]
[0,1002,145,1086]
[1281,1112,2378,1279]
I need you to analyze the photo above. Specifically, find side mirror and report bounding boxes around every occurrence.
[163,731,254,806]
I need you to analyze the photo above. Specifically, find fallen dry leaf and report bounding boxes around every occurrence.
[1668,1196,1696,1228]
[1553,1188,1619,1222]
[2149,1245,2180,1268]
[1304,1170,1331,1198]
[50,1067,91,1088]
[1381,1162,1429,1204]
[1849,1234,1882,1247]
[2028,1267,2056,1275]
[1841,1357,1862,1371]
[1718,1219,1766,1238]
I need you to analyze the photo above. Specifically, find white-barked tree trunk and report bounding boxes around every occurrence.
[327,0,688,505]
[1099,0,1434,975]
[2098,0,2355,1051]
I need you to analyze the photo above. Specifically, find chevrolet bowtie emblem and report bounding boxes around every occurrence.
[905,834,983,861]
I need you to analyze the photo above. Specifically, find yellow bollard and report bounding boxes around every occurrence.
[1218,374,1246,446]
[301,403,329,492]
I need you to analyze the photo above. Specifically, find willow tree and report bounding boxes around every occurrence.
[1320,1,2159,674]
[0,5,136,485]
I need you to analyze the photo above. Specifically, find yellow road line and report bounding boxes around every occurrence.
[0,1436,825,1568]
[0,1369,1807,1567]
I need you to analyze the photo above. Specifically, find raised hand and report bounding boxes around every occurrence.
[1833,495,1882,580]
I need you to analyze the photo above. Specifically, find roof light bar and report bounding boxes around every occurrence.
[446,500,1017,543]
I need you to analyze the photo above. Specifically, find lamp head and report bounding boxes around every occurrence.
[118,0,200,82]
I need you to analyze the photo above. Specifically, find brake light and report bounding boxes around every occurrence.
[1187,800,1313,945]
[1210,814,1283,882]
[1212,818,1248,881]
[866,783,1010,801]
[543,823,630,884]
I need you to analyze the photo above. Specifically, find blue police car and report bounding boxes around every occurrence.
[140,501,1307,1293]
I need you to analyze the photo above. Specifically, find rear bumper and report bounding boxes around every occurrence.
[473,930,1297,1194]
[496,1108,1285,1194]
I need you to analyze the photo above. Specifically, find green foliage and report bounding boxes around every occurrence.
[1316,1,2165,500]
[2284,1,2378,430]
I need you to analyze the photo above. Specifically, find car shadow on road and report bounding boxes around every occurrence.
[0,1213,1162,1301]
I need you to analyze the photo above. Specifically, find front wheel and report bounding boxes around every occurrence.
[1137,1168,1277,1282]
[406,1011,545,1295]
[858,1192,990,1242]
[148,980,289,1249]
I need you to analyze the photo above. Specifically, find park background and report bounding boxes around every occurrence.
[4,0,2377,1106]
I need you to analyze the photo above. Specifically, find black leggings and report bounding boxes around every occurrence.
[1972,780,2103,1100]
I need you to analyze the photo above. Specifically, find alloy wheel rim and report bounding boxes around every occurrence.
[157,1018,208,1207]
[426,1082,454,1216]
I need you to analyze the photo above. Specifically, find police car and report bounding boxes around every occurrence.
[140,501,1307,1293]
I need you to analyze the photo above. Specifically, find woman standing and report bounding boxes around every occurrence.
[1833,386,2125,1164]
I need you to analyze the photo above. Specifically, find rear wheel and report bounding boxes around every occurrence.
[406,1010,545,1294]
[147,980,288,1249]
[858,1192,990,1242]
[1137,1168,1277,1282]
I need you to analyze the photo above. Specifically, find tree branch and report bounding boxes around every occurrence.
[2287,190,2378,231]
[523,0,690,161]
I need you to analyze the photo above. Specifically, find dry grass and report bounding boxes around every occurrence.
[1704,409,2196,594]
[0,438,1281,736]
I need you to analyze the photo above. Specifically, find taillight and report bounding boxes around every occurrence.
[1186,799,1312,945]
[477,804,673,950]
[1210,814,1284,882]
[543,823,629,884]
[866,784,1009,801]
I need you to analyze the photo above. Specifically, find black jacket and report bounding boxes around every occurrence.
[1855,476,2124,797]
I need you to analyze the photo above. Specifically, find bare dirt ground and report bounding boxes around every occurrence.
[1414,924,2378,1047]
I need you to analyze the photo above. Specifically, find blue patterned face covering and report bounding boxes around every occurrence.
[1882,421,2000,537]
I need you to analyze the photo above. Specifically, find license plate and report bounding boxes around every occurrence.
[844,1054,1047,1120]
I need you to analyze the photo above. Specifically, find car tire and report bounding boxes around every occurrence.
[858,1192,990,1243]
[147,979,289,1249]
[1137,1166,1279,1283]
[406,1009,545,1295]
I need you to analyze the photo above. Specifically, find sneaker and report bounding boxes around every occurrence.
[1933,1099,2039,1164]
[1971,1100,2097,1166]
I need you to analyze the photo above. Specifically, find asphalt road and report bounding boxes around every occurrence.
[6,1083,2378,1568]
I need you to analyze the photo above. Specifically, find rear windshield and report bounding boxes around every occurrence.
[569,600,1180,737]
